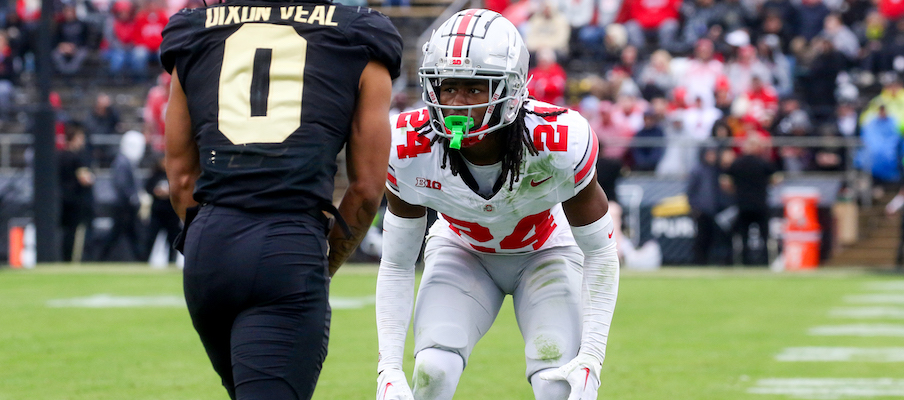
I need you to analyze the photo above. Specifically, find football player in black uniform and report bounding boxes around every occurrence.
[160,1,402,398]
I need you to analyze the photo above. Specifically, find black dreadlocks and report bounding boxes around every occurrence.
[414,105,568,191]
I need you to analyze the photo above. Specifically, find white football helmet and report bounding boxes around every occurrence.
[419,9,529,148]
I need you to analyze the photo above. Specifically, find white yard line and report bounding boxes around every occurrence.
[809,324,904,337]
[830,307,904,319]
[748,378,904,399]
[863,282,904,292]
[776,347,904,362]
[844,294,904,304]
[47,294,376,309]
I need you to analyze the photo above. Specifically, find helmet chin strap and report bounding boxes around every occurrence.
[481,82,507,128]
[444,115,475,149]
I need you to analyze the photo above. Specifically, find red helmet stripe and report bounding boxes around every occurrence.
[452,9,478,58]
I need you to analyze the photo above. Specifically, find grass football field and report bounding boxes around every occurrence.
[1,264,902,400]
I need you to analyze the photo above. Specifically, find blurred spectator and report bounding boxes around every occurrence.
[524,1,570,57]
[85,92,120,136]
[52,4,90,78]
[104,0,150,82]
[682,92,723,166]
[676,0,723,54]
[0,31,16,123]
[527,48,566,105]
[637,49,676,99]
[681,38,725,100]
[819,13,859,61]
[719,0,753,32]
[85,92,121,165]
[58,121,95,262]
[564,0,604,62]
[687,146,731,264]
[835,101,859,137]
[732,75,778,128]
[755,34,793,97]
[724,135,778,265]
[593,101,635,161]
[800,37,847,120]
[631,111,665,170]
[98,130,145,261]
[614,82,648,132]
[856,104,904,185]
[617,0,681,54]
[611,45,640,81]
[134,0,167,71]
[796,0,832,41]
[725,44,773,97]
[143,71,169,152]
[776,109,814,173]
[713,76,734,114]
[141,153,181,264]
[603,23,629,64]
[860,72,904,127]
[756,8,797,53]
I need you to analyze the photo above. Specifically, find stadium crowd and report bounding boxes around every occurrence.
[476,0,904,184]
[0,0,901,263]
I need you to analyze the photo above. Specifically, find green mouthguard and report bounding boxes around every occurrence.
[444,115,475,150]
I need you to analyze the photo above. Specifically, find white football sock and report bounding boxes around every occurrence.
[531,369,570,400]
[412,348,464,400]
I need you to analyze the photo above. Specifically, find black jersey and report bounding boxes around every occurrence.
[160,0,401,213]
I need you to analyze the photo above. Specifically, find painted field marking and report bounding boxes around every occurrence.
[748,378,904,398]
[844,294,904,304]
[863,282,904,292]
[830,307,904,319]
[809,324,904,337]
[776,347,904,362]
[47,294,376,309]
[47,294,185,308]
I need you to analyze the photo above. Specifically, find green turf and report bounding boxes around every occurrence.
[0,265,902,399]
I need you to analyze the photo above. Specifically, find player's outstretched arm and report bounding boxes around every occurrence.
[374,191,425,400]
[164,69,199,221]
[541,175,619,400]
[328,60,394,277]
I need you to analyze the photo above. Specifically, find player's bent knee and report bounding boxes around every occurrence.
[412,348,464,400]
[530,369,570,400]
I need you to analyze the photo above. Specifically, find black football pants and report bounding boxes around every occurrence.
[183,205,331,400]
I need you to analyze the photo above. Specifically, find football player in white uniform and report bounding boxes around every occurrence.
[375,9,619,400]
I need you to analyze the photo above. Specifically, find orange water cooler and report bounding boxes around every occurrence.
[781,188,821,270]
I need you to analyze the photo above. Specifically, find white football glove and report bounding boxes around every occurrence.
[538,354,602,400]
[377,369,413,400]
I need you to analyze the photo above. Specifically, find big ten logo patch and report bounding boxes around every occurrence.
[415,177,442,190]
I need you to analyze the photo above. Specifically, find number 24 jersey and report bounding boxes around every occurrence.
[386,100,600,254]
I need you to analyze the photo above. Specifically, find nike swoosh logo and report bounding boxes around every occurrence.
[582,367,590,390]
[608,229,614,239]
[383,382,392,400]
[530,176,552,187]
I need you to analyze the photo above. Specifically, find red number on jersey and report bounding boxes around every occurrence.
[397,131,432,159]
[533,106,566,122]
[532,125,568,152]
[442,214,494,242]
[396,109,430,129]
[499,210,557,250]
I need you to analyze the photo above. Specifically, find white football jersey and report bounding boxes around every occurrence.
[386,100,599,254]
